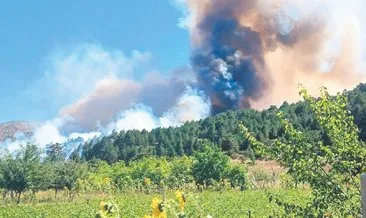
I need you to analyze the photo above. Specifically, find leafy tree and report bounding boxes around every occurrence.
[243,86,366,217]
[46,143,64,162]
[0,144,41,203]
[192,145,230,186]
[0,156,26,203]
[226,164,247,190]
[51,161,87,197]
[167,156,194,188]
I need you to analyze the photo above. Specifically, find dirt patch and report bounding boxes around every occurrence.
[247,160,285,175]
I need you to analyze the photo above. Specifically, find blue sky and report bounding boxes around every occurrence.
[0,0,189,123]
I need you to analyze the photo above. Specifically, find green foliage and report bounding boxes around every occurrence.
[75,160,116,193]
[226,164,247,190]
[108,152,246,192]
[0,143,90,204]
[129,157,171,187]
[51,161,88,193]
[279,173,298,189]
[46,143,64,162]
[0,156,27,198]
[0,189,310,217]
[243,85,366,217]
[96,201,120,218]
[250,168,273,188]
[0,144,41,203]
[0,147,248,204]
[192,145,230,186]
[168,156,194,188]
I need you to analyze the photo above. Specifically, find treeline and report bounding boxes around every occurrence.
[0,144,247,204]
[74,83,366,163]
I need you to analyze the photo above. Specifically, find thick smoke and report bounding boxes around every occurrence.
[179,0,366,111]
[107,88,210,132]
[59,72,187,132]
[0,44,210,153]
[0,86,210,153]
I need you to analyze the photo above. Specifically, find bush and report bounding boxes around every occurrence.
[226,164,247,190]
[166,156,194,188]
[192,145,230,186]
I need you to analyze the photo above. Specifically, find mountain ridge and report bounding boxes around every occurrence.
[0,121,35,142]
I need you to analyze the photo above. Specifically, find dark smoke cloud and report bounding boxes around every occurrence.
[184,0,365,112]
[190,0,267,113]
[189,0,310,112]
[191,17,266,113]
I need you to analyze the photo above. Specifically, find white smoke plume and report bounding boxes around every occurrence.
[1,44,211,153]
[107,105,159,132]
[1,87,210,153]
[106,87,211,132]
[160,88,211,127]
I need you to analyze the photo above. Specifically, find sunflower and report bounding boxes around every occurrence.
[151,197,167,218]
[144,177,152,186]
[99,201,105,209]
[103,177,111,184]
[175,191,186,211]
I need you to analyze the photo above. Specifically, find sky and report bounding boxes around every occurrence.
[0,0,190,123]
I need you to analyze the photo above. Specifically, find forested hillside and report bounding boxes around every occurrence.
[72,83,366,163]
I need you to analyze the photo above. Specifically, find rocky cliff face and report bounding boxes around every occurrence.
[0,121,34,142]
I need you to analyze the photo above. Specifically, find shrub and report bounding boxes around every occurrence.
[226,164,247,190]
[192,145,230,186]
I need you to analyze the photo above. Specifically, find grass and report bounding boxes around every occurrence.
[0,188,310,218]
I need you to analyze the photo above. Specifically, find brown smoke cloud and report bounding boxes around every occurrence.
[181,0,366,110]
[60,72,187,132]
[60,79,141,131]
[256,22,363,108]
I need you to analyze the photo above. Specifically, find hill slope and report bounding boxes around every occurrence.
[78,83,366,163]
[3,84,366,163]
[0,121,34,142]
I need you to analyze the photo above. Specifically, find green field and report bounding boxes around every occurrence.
[0,189,310,218]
